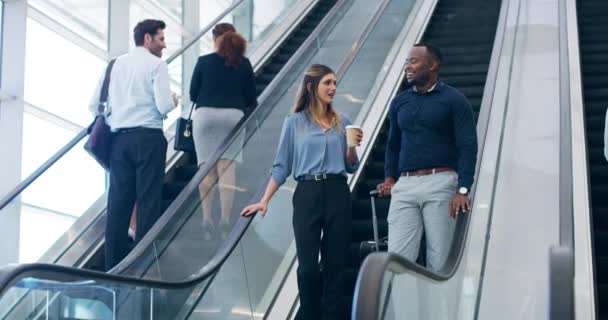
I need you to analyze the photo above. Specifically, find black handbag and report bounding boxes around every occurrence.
[84,59,116,171]
[174,102,195,152]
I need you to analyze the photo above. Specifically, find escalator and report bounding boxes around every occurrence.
[87,0,338,270]
[0,0,419,319]
[577,0,608,317]
[0,0,338,273]
[345,0,501,317]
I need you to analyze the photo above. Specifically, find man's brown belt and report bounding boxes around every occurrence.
[401,167,453,177]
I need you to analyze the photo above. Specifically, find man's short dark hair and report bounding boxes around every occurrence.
[133,19,166,46]
[414,42,442,65]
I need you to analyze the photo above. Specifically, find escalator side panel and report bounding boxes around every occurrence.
[578,0,608,317]
[347,0,501,318]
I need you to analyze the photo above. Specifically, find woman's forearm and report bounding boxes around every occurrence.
[261,177,281,205]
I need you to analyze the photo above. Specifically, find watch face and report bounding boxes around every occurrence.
[459,187,468,194]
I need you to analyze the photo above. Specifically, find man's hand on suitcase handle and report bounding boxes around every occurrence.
[376,177,396,197]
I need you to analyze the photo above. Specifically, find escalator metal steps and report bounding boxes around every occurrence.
[342,0,502,317]
[577,0,608,316]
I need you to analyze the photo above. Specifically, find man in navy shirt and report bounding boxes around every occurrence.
[377,43,477,271]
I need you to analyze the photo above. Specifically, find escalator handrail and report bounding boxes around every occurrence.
[109,0,347,275]
[0,0,349,298]
[0,0,247,212]
[0,210,256,296]
[350,0,514,317]
[352,252,433,320]
[548,0,575,318]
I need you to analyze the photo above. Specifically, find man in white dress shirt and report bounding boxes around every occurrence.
[89,19,177,270]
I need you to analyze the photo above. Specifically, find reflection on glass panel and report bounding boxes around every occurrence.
[20,112,75,178]
[0,276,206,320]
[21,137,105,216]
[185,243,255,318]
[165,55,183,130]
[24,18,106,127]
[130,1,184,102]
[382,272,461,320]
[129,1,184,58]
[19,205,76,262]
[154,0,183,22]
[200,0,235,25]
[252,0,296,40]
[28,0,108,50]
[8,113,106,264]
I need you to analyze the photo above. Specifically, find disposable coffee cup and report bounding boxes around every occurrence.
[345,125,362,147]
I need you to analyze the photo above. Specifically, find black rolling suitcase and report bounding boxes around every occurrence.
[358,190,427,266]
[359,190,388,262]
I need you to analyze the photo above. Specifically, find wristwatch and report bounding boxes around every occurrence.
[458,187,468,195]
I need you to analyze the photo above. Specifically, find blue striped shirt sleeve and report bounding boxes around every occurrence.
[271,116,295,185]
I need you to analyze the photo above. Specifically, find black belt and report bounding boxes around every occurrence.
[115,127,161,134]
[297,173,346,182]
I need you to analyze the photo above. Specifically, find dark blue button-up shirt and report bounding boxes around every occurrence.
[384,81,477,189]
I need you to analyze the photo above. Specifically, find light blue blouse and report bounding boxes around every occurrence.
[271,111,360,185]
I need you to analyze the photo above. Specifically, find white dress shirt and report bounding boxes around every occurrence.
[89,46,175,131]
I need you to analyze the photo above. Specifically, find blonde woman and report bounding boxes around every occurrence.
[242,64,362,320]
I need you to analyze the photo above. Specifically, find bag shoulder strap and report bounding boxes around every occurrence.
[97,59,117,114]
[186,102,195,121]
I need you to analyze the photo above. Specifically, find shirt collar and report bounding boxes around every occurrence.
[411,80,443,93]
[133,46,153,56]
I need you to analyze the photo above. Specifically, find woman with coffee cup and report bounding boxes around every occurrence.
[241,64,362,320]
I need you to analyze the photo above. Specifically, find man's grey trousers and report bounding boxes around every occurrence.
[387,171,458,271]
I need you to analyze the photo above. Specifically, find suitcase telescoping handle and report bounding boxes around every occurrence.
[369,190,381,251]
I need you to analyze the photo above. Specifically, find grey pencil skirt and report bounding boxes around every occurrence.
[192,106,245,166]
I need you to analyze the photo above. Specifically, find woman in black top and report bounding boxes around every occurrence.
[189,23,257,239]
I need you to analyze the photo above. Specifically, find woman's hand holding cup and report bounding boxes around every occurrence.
[345,125,363,147]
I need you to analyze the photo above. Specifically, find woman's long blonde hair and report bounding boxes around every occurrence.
[292,64,342,130]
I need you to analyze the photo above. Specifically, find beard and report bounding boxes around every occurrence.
[407,71,430,87]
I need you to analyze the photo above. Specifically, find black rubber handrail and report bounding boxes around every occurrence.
[0,0,355,301]
[0,207,256,296]
[111,0,349,274]
[0,0,247,212]
[351,0,513,318]
[353,0,577,317]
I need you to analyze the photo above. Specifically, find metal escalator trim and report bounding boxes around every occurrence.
[0,0,374,302]
[266,0,462,315]
[0,2,330,318]
[248,0,319,71]
[109,0,352,276]
[251,0,402,316]
[25,0,330,272]
[0,0,376,302]
[549,1,576,319]
[115,2,400,314]
[0,1,248,215]
[566,0,596,317]
[351,0,514,317]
